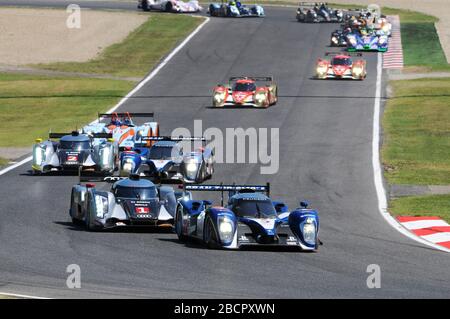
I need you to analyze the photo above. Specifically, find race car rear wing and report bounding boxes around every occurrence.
[79,174,184,185]
[141,136,206,142]
[183,183,270,206]
[228,76,274,83]
[325,52,363,57]
[49,132,112,139]
[98,112,154,121]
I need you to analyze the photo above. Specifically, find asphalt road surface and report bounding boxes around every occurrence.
[0,2,449,298]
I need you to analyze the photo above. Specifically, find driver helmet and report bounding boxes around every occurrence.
[229,1,236,6]
[110,119,121,126]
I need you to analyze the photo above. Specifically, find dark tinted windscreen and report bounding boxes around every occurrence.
[232,199,277,218]
[60,141,90,151]
[149,146,175,159]
[331,58,352,65]
[114,186,157,200]
[233,82,256,92]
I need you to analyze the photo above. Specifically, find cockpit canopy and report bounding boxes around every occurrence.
[113,185,158,200]
[331,57,352,66]
[233,81,257,92]
[230,198,277,219]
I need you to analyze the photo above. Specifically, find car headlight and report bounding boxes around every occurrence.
[254,91,266,106]
[100,147,110,166]
[218,216,234,242]
[331,36,338,43]
[122,160,133,173]
[302,220,316,245]
[95,195,108,218]
[214,91,226,104]
[348,36,356,45]
[186,161,198,172]
[33,145,45,166]
[379,37,387,44]
[316,65,328,75]
[352,66,363,76]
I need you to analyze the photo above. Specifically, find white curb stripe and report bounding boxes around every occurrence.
[383,15,404,69]
[0,17,210,177]
[372,53,450,253]
[402,219,449,230]
[422,232,450,244]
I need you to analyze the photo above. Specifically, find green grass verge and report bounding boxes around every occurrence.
[382,78,450,185]
[390,194,450,224]
[0,73,134,147]
[0,157,9,167]
[381,7,449,71]
[31,14,203,78]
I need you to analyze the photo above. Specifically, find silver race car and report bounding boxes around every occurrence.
[138,0,202,12]
[70,174,190,230]
[32,131,117,175]
[119,136,215,184]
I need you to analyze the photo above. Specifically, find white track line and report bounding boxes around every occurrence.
[0,156,33,177]
[0,291,50,299]
[0,17,210,177]
[372,53,450,253]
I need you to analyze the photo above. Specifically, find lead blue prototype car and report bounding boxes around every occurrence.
[208,1,264,17]
[174,184,320,251]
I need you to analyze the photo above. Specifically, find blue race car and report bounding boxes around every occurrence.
[119,136,214,184]
[208,0,264,17]
[174,184,320,251]
[346,28,388,52]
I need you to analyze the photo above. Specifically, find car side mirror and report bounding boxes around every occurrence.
[300,201,309,208]
[274,203,287,213]
[203,200,212,206]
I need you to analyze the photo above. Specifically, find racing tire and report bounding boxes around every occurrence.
[71,217,84,227]
[142,0,150,11]
[32,169,41,176]
[85,204,100,232]
[175,207,188,242]
[204,216,219,249]
[272,87,278,105]
[165,1,173,12]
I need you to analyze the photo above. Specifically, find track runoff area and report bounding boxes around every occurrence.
[1,1,449,312]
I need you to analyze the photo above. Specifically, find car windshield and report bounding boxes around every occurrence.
[59,141,91,151]
[233,82,256,92]
[232,199,277,218]
[114,186,157,200]
[332,58,352,66]
[149,146,175,160]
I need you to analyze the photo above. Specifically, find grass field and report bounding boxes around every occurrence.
[390,194,450,223]
[0,13,202,156]
[0,73,134,147]
[32,14,204,78]
[0,157,9,166]
[382,8,450,71]
[382,78,450,185]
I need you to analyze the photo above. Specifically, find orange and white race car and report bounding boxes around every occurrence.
[212,76,278,108]
[82,112,159,151]
[315,52,366,80]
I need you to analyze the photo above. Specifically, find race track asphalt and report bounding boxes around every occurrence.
[0,2,449,298]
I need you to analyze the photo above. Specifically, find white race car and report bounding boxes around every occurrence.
[138,0,202,13]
